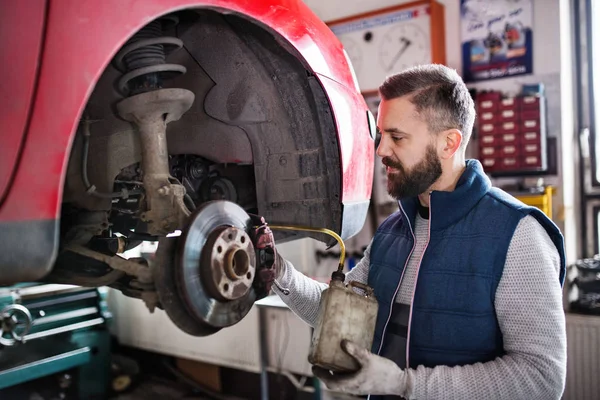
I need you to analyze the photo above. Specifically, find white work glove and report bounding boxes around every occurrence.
[312,340,409,397]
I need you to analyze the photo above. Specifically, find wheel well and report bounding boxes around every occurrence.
[61,9,342,243]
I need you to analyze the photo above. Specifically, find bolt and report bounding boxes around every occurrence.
[157,186,170,196]
[279,156,287,166]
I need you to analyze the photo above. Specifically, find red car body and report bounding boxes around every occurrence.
[0,0,373,283]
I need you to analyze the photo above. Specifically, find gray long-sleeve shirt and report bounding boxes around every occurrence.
[273,215,566,399]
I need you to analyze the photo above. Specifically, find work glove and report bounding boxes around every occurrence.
[312,340,409,397]
[248,214,281,299]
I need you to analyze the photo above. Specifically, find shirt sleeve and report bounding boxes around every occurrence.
[402,215,566,400]
[274,242,372,327]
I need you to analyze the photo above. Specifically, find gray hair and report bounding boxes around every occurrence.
[378,64,475,150]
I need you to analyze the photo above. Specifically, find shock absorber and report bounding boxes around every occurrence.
[114,15,194,235]
[113,16,186,96]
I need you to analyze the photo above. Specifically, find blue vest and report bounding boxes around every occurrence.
[367,160,566,370]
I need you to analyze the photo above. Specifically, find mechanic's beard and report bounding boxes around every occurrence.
[383,145,442,200]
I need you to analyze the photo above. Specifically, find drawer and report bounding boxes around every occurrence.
[521,110,540,121]
[481,157,499,170]
[523,155,543,168]
[480,134,500,146]
[480,146,500,157]
[500,144,519,156]
[499,97,520,110]
[522,130,541,144]
[523,143,541,155]
[479,111,497,123]
[499,109,519,122]
[480,123,497,134]
[522,118,540,130]
[500,121,519,134]
[499,157,519,169]
[478,99,498,112]
[501,133,519,144]
[521,95,541,110]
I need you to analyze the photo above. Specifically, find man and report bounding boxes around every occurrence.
[252,64,567,399]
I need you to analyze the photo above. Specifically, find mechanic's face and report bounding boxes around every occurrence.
[376,96,442,199]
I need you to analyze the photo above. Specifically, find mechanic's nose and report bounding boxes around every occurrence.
[376,134,391,158]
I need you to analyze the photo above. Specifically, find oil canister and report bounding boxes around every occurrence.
[308,274,378,372]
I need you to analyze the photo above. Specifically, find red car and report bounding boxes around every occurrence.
[0,0,374,334]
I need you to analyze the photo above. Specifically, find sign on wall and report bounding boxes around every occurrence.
[461,0,533,82]
[328,1,446,94]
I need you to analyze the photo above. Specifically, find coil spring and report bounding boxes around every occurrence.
[113,16,186,96]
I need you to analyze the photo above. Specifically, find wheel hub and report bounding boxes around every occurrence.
[201,226,255,302]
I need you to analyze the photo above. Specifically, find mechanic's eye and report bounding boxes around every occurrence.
[391,136,404,143]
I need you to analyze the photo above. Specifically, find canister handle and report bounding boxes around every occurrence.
[347,281,375,297]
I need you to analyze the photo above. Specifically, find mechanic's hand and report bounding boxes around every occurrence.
[248,214,281,299]
[312,340,408,396]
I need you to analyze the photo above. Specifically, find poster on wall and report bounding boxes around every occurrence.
[461,0,533,82]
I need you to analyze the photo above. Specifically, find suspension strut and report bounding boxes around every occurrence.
[114,15,194,235]
[113,16,187,96]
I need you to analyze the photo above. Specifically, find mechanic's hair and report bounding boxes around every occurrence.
[379,64,475,151]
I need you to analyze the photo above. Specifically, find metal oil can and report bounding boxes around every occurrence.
[265,224,377,372]
[308,272,378,372]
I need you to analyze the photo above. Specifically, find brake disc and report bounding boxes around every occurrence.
[154,200,257,335]
[154,237,218,336]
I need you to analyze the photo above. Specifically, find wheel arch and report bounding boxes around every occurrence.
[0,0,353,283]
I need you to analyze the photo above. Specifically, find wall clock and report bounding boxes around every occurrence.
[328,0,446,95]
[379,23,430,72]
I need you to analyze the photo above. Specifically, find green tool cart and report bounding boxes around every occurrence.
[0,283,112,399]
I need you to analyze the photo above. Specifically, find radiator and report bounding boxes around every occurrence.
[564,313,600,400]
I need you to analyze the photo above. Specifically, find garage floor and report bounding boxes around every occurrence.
[0,341,360,400]
[111,379,212,400]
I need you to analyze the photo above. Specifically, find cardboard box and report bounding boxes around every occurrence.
[175,358,222,393]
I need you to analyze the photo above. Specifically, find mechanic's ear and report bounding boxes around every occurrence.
[440,128,463,159]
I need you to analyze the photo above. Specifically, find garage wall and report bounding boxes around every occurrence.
[303,0,462,71]
[302,0,580,264]
[302,0,559,77]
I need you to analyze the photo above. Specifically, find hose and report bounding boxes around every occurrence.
[268,225,346,273]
